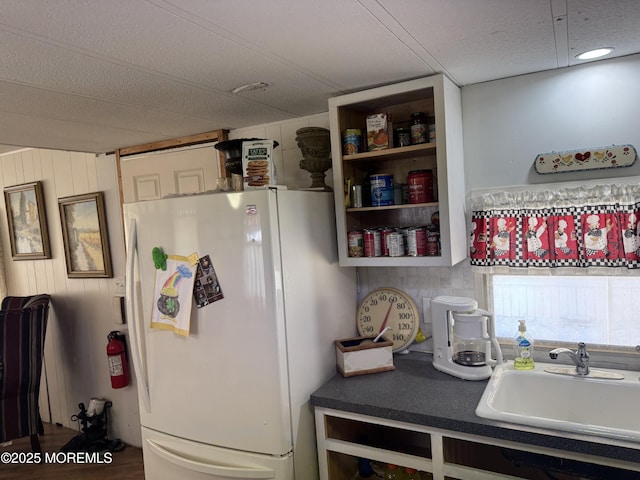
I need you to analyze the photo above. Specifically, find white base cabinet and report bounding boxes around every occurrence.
[315,408,640,480]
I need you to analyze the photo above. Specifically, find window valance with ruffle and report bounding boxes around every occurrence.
[468,184,640,269]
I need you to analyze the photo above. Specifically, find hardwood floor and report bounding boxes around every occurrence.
[0,422,145,479]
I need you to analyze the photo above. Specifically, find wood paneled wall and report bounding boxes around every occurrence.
[0,148,141,447]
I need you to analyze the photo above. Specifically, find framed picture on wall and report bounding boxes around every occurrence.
[3,181,52,260]
[58,191,113,278]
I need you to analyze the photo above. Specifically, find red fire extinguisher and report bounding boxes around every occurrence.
[107,331,129,389]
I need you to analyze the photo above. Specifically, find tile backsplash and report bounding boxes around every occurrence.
[358,260,476,305]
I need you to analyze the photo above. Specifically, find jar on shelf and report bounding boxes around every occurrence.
[394,127,411,147]
[410,112,428,144]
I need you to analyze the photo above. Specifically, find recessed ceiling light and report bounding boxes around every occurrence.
[231,82,269,94]
[575,48,614,60]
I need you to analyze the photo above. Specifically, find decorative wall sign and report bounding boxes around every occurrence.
[534,144,637,174]
[3,181,51,260]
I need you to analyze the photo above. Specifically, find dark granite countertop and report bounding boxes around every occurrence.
[311,352,640,464]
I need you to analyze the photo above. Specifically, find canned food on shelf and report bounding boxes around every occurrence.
[407,226,427,256]
[425,230,439,256]
[397,227,410,255]
[348,231,364,257]
[363,228,381,257]
[386,232,404,257]
[349,224,439,259]
[342,129,362,155]
[380,227,394,256]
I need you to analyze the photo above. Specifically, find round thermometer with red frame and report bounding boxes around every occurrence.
[356,287,420,352]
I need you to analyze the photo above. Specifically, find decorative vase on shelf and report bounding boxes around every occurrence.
[295,127,333,191]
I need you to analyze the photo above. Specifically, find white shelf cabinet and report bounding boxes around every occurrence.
[315,407,640,480]
[329,74,467,267]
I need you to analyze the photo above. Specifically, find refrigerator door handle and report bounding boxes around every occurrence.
[126,218,151,413]
[146,439,275,478]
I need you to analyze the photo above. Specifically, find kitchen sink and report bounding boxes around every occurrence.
[475,362,640,442]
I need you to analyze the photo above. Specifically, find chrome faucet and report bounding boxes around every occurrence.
[549,342,590,375]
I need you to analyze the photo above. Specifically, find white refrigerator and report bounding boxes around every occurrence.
[124,188,356,480]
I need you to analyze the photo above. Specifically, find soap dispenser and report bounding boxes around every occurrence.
[514,320,534,370]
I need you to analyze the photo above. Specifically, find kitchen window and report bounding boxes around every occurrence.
[468,181,640,356]
[488,273,640,350]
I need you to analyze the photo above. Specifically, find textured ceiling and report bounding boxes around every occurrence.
[0,0,639,154]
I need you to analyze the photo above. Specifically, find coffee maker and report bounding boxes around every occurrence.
[431,296,503,380]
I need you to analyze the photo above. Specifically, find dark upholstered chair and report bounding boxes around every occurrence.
[0,294,51,452]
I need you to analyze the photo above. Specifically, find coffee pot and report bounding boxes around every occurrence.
[431,296,503,380]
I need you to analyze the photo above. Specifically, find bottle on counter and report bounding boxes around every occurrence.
[514,319,535,370]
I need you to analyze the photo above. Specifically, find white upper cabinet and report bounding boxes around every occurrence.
[329,74,467,267]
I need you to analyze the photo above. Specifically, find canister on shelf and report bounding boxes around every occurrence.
[370,173,394,206]
[342,129,362,155]
[410,112,428,144]
[407,170,434,204]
